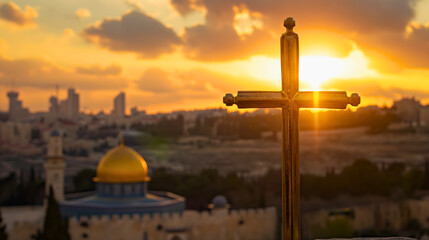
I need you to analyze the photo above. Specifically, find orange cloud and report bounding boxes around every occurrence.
[0,2,37,26]
[75,64,122,76]
[323,78,429,103]
[0,56,126,90]
[75,8,91,19]
[136,67,275,96]
[137,68,175,93]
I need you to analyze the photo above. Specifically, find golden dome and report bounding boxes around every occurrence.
[94,142,151,183]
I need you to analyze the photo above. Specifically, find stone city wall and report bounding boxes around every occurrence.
[5,207,277,240]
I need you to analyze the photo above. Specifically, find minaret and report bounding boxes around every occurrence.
[44,129,65,201]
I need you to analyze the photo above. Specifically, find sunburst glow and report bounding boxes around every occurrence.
[299,56,345,90]
[212,49,376,93]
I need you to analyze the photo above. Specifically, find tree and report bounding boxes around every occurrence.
[403,168,424,196]
[73,169,95,192]
[312,218,354,239]
[32,187,70,240]
[340,159,389,196]
[0,207,7,240]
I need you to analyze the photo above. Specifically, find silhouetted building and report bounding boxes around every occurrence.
[7,91,29,120]
[392,97,421,127]
[112,92,125,118]
[60,88,80,119]
[131,106,146,118]
[49,96,59,115]
[421,106,429,127]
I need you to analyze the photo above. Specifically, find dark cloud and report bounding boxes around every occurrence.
[184,24,273,61]
[0,56,126,90]
[242,0,414,34]
[75,64,122,76]
[180,0,275,61]
[82,10,182,58]
[0,2,37,26]
[171,0,429,68]
[357,25,429,69]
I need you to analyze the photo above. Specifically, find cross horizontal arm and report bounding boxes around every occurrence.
[295,91,360,109]
[223,91,286,108]
[223,91,360,109]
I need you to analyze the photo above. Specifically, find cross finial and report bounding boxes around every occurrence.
[284,17,295,31]
[349,93,361,106]
[223,93,235,106]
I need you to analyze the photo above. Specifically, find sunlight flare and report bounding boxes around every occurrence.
[299,56,344,90]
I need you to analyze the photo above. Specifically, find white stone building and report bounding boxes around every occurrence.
[2,130,278,240]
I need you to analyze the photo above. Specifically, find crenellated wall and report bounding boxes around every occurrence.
[302,199,429,239]
[5,207,277,240]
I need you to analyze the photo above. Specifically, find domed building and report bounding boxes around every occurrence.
[60,138,185,218]
[2,131,277,240]
[209,195,230,210]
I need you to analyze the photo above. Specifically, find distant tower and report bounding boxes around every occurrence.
[7,91,29,120]
[49,96,59,114]
[44,129,65,201]
[7,91,19,113]
[65,88,79,119]
[113,92,125,117]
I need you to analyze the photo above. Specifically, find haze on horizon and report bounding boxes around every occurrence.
[0,0,429,114]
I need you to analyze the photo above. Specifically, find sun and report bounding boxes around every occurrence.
[299,55,345,90]
[212,49,375,93]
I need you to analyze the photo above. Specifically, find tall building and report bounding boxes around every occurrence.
[67,88,80,118]
[59,88,80,119]
[44,129,65,201]
[7,91,29,120]
[112,92,125,117]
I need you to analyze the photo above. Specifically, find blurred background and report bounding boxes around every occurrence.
[1,0,429,239]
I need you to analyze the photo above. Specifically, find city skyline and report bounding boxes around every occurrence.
[1,0,429,113]
[4,88,232,115]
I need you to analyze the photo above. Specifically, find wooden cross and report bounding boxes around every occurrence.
[222,17,360,240]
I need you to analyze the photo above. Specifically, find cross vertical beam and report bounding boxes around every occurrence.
[281,17,300,240]
[222,17,360,240]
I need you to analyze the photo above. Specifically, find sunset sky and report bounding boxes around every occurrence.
[0,0,429,114]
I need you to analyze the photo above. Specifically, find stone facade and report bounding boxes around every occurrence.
[302,198,429,239]
[3,207,277,240]
[44,129,65,201]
